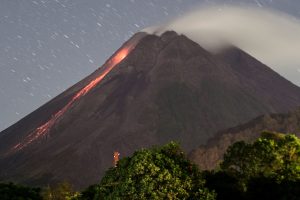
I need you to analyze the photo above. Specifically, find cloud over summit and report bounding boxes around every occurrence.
[144,6,300,86]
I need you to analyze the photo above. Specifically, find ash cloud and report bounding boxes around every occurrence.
[144,6,300,86]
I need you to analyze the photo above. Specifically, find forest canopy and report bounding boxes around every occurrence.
[1,132,300,200]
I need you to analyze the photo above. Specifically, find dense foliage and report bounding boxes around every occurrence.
[0,182,42,200]
[2,132,300,200]
[205,132,300,200]
[78,142,216,200]
[221,132,300,183]
[42,181,78,200]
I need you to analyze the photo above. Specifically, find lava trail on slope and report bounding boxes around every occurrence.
[10,43,136,153]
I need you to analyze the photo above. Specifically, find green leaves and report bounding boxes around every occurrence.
[220,132,300,188]
[83,141,216,200]
[42,181,78,200]
[3,132,300,199]
[80,133,300,199]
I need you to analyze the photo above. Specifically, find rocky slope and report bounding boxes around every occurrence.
[1,31,300,188]
[189,107,300,170]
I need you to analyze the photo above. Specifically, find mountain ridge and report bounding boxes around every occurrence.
[1,31,300,188]
[189,107,300,170]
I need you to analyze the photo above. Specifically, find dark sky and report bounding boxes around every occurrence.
[1,0,300,132]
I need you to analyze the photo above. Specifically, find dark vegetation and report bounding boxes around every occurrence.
[1,132,300,199]
[0,182,42,200]
[4,32,300,188]
[189,107,300,170]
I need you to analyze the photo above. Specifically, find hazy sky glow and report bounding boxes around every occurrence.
[146,6,300,87]
[1,0,300,132]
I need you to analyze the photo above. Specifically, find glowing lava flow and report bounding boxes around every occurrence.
[12,47,131,152]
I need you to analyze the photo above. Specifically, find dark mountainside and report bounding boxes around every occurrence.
[189,107,300,170]
[1,31,300,189]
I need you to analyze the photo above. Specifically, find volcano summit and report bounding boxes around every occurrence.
[1,31,300,188]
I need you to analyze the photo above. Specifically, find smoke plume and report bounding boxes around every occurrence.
[144,6,300,86]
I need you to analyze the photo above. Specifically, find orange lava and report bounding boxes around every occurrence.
[11,47,131,152]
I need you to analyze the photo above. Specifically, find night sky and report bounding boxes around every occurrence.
[1,0,300,132]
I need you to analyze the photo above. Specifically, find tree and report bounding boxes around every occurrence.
[0,182,42,200]
[220,132,300,189]
[246,176,300,200]
[42,181,78,200]
[203,171,244,200]
[79,142,216,200]
[77,184,101,200]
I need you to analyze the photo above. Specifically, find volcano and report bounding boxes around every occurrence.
[1,31,300,189]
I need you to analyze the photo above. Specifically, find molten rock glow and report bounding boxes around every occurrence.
[12,47,131,152]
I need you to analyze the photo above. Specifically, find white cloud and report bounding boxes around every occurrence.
[144,6,300,86]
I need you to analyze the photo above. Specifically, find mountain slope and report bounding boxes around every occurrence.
[1,31,300,188]
[189,107,300,170]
